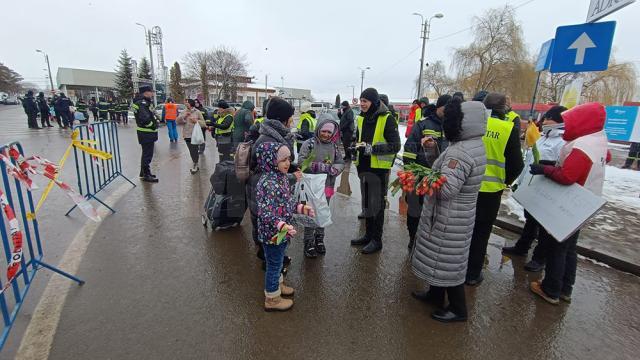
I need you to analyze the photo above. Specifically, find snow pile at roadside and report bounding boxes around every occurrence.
[503,165,640,222]
[602,166,640,212]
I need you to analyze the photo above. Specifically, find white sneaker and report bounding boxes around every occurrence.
[190,164,199,174]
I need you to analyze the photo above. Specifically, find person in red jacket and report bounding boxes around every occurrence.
[406,99,420,138]
[528,102,611,305]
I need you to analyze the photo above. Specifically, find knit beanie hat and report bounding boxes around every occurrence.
[360,88,380,105]
[472,90,489,102]
[266,97,295,123]
[276,145,291,163]
[217,100,229,109]
[436,94,452,108]
[379,94,390,106]
[341,101,349,107]
[419,97,429,106]
[543,105,567,123]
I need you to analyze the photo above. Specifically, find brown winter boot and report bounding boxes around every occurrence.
[264,292,294,312]
[278,275,294,297]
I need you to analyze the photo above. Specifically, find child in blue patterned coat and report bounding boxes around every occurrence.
[255,142,313,312]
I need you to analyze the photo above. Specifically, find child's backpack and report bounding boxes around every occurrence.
[234,141,253,182]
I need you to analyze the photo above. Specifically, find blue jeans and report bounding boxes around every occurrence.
[263,241,288,294]
[166,120,178,141]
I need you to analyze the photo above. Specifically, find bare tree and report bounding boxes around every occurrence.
[210,46,248,100]
[183,50,212,105]
[0,62,24,93]
[420,61,455,97]
[451,6,530,98]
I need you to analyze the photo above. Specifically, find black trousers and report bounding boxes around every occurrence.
[624,142,640,169]
[216,137,233,161]
[99,112,108,120]
[40,112,51,127]
[467,191,503,280]
[61,111,73,127]
[406,192,425,242]
[121,111,128,124]
[91,109,99,121]
[359,169,389,242]
[184,138,200,164]
[140,142,155,176]
[27,113,38,128]
[541,230,579,298]
[430,285,467,317]
[514,210,539,252]
[341,132,353,160]
[109,111,116,121]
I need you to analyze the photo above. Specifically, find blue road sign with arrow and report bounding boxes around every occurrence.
[550,21,616,73]
[535,39,555,72]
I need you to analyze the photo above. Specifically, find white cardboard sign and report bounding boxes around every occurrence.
[512,173,606,242]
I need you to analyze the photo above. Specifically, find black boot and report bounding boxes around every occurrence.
[304,234,318,258]
[361,239,382,254]
[408,235,415,250]
[431,308,467,323]
[315,229,326,255]
[350,235,369,246]
[141,174,158,183]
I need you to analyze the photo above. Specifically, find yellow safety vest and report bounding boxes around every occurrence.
[215,114,234,135]
[297,113,316,131]
[480,117,514,192]
[355,113,395,169]
[415,108,422,121]
[255,117,265,124]
[505,111,520,124]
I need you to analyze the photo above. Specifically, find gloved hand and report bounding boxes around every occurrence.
[310,162,329,174]
[362,143,373,156]
[529,164,546,176]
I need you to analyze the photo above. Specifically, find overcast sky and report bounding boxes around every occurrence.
[3,0,638,102]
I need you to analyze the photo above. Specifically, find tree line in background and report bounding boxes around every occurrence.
[0,62,25,93]
[112,46,246,105]
[421,5,637,106]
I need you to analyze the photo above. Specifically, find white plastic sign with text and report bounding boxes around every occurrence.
[512,173,606,242]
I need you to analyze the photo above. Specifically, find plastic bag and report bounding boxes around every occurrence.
[190,123,205,145]
[294,173,332,228]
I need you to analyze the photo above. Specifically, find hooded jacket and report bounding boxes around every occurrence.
[355,102,401,172]
[232,100,255,143]
[537,124,565,164]
[542,102,611,195]
[411,101,487,287]
[299,114,345,195]
[339,106,355,136]
[22,92,39,115]
[248,119,298,217]
[403,111,449,168]
[256,142,298,244]
[36,94,50,116]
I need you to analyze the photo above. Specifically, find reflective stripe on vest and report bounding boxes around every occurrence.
[355,113,394,169]
[215,114,234,135]
[165,103,178,120]
[297,113,316,131]
[480,117,514,192]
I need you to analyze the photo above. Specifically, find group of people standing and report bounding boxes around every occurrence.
[132,83,609,320]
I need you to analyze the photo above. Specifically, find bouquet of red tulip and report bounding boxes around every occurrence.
[390,163,447,197]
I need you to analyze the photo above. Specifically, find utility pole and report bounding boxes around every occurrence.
[36,50,55,91]
[136,23,157,106]
[413,13,443,99]
[359,67,370,95]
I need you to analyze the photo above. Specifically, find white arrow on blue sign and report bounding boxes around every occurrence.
[550,21,616,73]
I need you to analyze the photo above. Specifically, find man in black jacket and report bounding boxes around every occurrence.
[350,88,401,254]
[465,92,524,285]
[36,92,53,128]
[55,93,74,129]
[22,90,40,129]
[339,101,355,161]
[403,94,451,249]
[132,85,159,183]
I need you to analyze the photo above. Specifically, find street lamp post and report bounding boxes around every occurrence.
[36,49,55,91]
[136,23,157,106]
[347,85,355,102]
[359,67,370,95]
[413,12,444,99]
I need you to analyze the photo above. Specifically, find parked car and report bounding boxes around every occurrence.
[0,92,20,105]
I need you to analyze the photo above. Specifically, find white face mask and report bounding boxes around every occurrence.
[542,123,563,133]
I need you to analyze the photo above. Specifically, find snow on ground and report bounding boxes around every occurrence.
[602,166,640,212]
[504,165,640,222]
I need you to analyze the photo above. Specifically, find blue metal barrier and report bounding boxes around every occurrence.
[65,121,135,216]
[0,142,84,350]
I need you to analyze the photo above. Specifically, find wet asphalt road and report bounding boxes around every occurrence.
[1,105,640,359]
